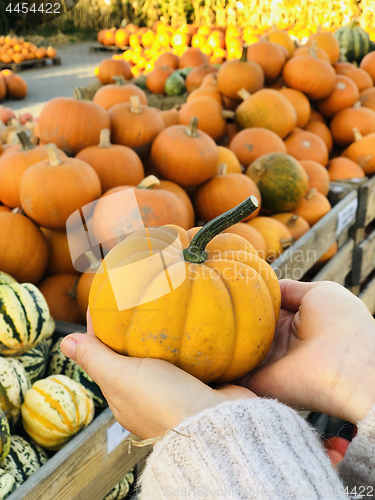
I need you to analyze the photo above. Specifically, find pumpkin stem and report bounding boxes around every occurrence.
[112,75,127,86]
[85,250,101,271]
[46,144,63,166]
[352,127,363,141]
[286,214,299,228]
[222,110,235,119]
[271,24,277,32]
[353,101,361,108]
[138,175,161,189]
[240,44,248,62]
[12,207,25,215]
[17,130,35,151]
[99,128,111,148]
[73,87,84,100]
[280,237,294,250]
[247,161,266,181]
[183,196,259,264]
[130,95,142,114]
[316,25,322,33]
[349,17,360,28]
[237,88,251,101]
[305,188,317,200]
[68,279,79,299]
[185,117,199,138]
[308,46,317,58]
[218,163,227,175]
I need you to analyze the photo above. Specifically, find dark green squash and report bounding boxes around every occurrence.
[14,339,51,385]
[164,73,186,96]
[103,470,134,500]
[0,468,16,499]
[0,412,10,463]
[0,358,30,429]
[334,20,371,64]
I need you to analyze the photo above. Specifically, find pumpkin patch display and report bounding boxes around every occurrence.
[89,198,281,384]
[21,375,94,450]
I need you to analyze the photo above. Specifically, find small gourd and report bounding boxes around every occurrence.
[0,358,30,428]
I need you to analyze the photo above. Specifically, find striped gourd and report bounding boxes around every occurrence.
[48,337,107,408]
[0,411,10,463]
[103,470,134,500]
[0,273,55,356]
[0,468,16,499]
[334,20,371,64]
[0,435,48,486]
[21,374,95,450]
[14,339,51,385]
[0,358,30,429]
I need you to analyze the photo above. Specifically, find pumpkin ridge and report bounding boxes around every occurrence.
[48,378,80,426]
[21,402,67,434]
[30,387,74,431]
[8,286,31,345]
[0,288,23,345]
[22,420,70,448]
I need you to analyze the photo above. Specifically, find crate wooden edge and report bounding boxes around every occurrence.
[311,238,354,285]
[8,406,150,500]
[359,274,375,315]
[357,175,375,228]
[351,228,375,286]
[271,189,358,279]
[0,56,61,72]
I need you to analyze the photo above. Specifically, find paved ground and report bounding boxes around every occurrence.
[6,42,108,117]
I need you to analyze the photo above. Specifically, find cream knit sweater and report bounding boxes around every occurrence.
[139,398,375,499]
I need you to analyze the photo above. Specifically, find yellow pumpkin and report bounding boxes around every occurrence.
[89,198,280,384]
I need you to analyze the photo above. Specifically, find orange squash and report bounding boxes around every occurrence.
[308,109,325,123]
[76,251,101,321]
[93,78,147,110]
[38,274,83,325]
[270,213,310,241]
[154,180,195,229]
[300,159,330,196]
[279,87,311,128]
[185,64,218,93]
[293,42,330,63]
[41,227,82,277]
[223,222,268,259]
[75,128,144,193]
[186,87,222,105]
[330,105,375,148]
[359,87,375,112]
[179,48,209,68]
[342,128,375,175]
[194,164,261,222]
[246,41,286,83]
[293,189,331,226]
[151,117,218,186]
[229,127,287,166]
[360,51,375,83]
[316,75,359,118]
[146,66,174,94]
[247,217,294,262]
[159,108,180,128]
[304,121,333,153]
[285,129,329,166]
[216,146,242,174]
[154,52,179,69]
[268,27,295,58]
[89,199,280,383]
[97,58,133,85]
[306,28,340,64]
[178,96,226,142]
[327,157,365,181]
[340,67,373,92]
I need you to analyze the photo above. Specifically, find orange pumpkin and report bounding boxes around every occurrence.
[316,75,359,118]
[293,189,331,226]
[178,96,226,142]
[151,117,218,186]
[306,28,340,64]
[304,121,333,153]
[327,157,365,181]
[185,64,218,93]
[247,217,294,262]
[93,78,147,110]
[186,87,222,105]
[285,129,329,166]
[308,109,325,123]
[223,222,268,259]
[159,108,180,128]
[300,159,330,196]
[342,129,375,175]
[359,87,375,112]
[268,27,295,58]
[41,228,80,276]
[76,251,101,320]
[114,29,130,48]
[279,87,311,128]
[340,67,373,92]
[97,58,133,85]
[246,41,286,83]
[270,213,310,240]
[293,42,330,63]
[146,66,174,94]
[330,106,375,148]
[360,51,375,83]
[3,73,27,99]
[216,146,242,174]
[154,52,179,69]
[179,48,209,68]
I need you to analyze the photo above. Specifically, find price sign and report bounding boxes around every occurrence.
[107,421,130,455]
[336,198,358,235]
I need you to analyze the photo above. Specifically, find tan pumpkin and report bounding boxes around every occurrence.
[327,157,365,181]
[270,213,310,241]
[75,128,144,193]
[19,144,102,230]
[97,58,133,85]
[247,217,294,262]
[151,117,218,186]
[300,159,330,196]
[216,146,242,173]
[293,188,331,226]
[229,127,287,166]
[304,121,333,153]
[178,96,226,142]
[285,130,329,166]
[330,105,375,148]
[146,66,174,94]
[93,77,147,110]
[38,274,84,325]
[223,222,268,260]
[316,75,360,118]
[0,210,48,284]
[279,87,311,128]
[194,164,261,222]
[109,96,164,158]
[342,128,375,175]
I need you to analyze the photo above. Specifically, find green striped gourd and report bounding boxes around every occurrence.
[0,272,55,356]
[0,435,48,486]
[103,470,134,500]
[14,338,51,385]
[0,358,30,429]
[334,20,371,64]
[0,468,16,499]
[21,374,95,450]
[48,337,107,408]
[0,412,10,462]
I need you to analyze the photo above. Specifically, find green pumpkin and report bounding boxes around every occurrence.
[0,272,55,356]
[175,67,193,78]
[48,337,107,408]
[0,435,48,486]
[334,20,371,64]
[132,75,147,90]
[0,468,16,500]
[246,153,308,213]
[0,412,10,463]
[14,339,51,385]
[0,358,30,429]
[103,470,134,500]
[164,73,186,96]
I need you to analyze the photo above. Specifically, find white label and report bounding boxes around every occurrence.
[107,421,130,455]
[336,198,358,235]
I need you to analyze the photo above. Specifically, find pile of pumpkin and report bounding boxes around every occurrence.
[0,270,134,500]
[0,70,28,101]
[0,35,56,65]
[96,19,375,77]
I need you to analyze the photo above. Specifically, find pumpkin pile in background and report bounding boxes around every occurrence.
[95,19,375,79]
[0,70,28,101]
[0,35,56,65]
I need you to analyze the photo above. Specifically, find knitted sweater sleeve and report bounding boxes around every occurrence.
[138,398,365,500]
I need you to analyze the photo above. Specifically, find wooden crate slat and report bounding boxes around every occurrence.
[351,228,375,286]
[89,45,129,53]
[359,275,375,315]
[8,408,150,500]
[311,239,354,285]
[271,190,358,279]
[355,176,375,228]
[0,56,61,72]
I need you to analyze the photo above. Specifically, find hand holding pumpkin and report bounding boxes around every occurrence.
[60,314,256,440]
[242,279,375,424]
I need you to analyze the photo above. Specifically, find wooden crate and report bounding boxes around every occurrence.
[351,228,375,287]
[359,273,375,315]
[311,238,355,286]
[271,188,358,280]
[90,44,129,53]
[0,56,61,72]
[8,321,151,500]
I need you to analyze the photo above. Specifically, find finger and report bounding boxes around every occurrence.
[279,279,322,312]
[214,384,257,400]
[86,309,95,336]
